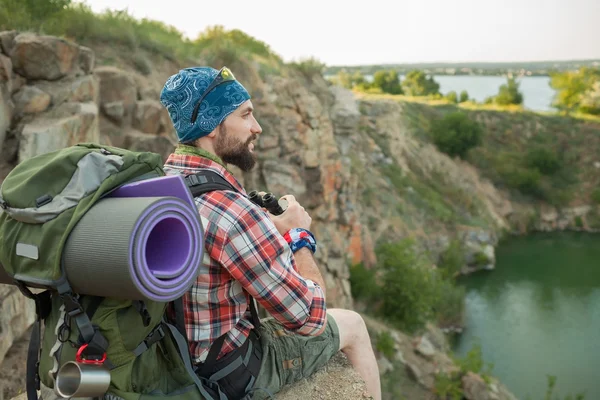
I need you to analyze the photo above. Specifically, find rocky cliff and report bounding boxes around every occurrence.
[2,31,598,399]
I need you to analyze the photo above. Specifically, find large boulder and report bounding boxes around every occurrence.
[12,85,51,115]
[34,75,98,106]
[124,130,176,162]
[78,45,95,74]
[0,286,35,367]
[0,31,17,55]
[94,66,138,124]
[18,102,99,162]
[133,100,164,134]
[0,83,13,156]
[0,54,11,84]
[10,34,79,81]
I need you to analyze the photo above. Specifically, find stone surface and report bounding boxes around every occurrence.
[78,46,95,74]
[12,86,51,114]
[94,66,137,122]
[414,336,436,359]
[0,83,12,155]
[0,54,11,84]
[10,33,79,81]
[133,100,164,134]
[0,31,17,55]
[0,286,35,367]
[123,130,176,162]
[102,101,125,123]
[277,353,371,400]
[463,372,493,400]
[18,103,99,162]
[34,75,98,106]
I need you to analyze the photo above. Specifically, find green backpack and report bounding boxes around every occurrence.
[0,143,239,400]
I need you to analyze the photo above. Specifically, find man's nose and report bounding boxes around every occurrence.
[251,116,262,135]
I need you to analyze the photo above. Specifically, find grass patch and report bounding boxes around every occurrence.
[0,1,285,71]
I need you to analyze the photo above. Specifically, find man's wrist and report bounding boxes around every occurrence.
[283,228,317,254]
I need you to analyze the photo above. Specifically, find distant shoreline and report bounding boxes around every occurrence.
[324,59,600,77]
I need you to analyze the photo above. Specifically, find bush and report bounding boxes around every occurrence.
[499,166,542,196]
[445,91,458,103]
[376,239,439,333]
[473,251,491,266]
[437,240,464,279]
[455,343,494,376]
[591,188,600,204]
[434,280,465,328]
[375,331,396,359]
[459,90,469,103]
[349,262,378,301]
[0,1,195,61]
[430,112,483,159]
[526,148,561,175]
[434,343,494,400]
[289,57,326,79]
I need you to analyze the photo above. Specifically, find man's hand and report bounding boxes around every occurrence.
[268,195,312,235]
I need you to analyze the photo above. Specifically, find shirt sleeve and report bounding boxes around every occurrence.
[216,202,326,336]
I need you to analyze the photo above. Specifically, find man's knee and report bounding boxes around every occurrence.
[328,308,370,349]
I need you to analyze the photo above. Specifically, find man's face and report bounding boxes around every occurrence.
[214,100,262,172]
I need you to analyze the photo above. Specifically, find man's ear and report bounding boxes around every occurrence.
[206,127,218,138]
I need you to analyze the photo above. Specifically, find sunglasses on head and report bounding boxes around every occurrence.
[190,67,236,124]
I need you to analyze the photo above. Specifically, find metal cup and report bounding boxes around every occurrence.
[55,361,111,398]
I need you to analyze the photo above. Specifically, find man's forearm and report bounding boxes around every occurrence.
[294,248,326,298]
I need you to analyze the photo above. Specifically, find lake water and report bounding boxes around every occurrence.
[354,74,557,112]
[435,75,556,112]
[452,232,600,399]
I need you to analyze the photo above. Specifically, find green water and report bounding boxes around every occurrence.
[452,232,600,399]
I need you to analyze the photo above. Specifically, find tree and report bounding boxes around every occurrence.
[445,91,458,103]
[332,70,372,90]
[402,70,440,96]
[332,70,353,89]
[351,71,371,91]
[550,67,600,114]
[494,77,523,105]
[430,112,483,159]
[580,81,600,115]
[459,90,469,103]
[372,69,403,94]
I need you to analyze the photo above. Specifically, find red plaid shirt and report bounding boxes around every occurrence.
[163,146,327,363]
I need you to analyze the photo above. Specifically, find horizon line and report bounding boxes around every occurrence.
[326,58,600,68]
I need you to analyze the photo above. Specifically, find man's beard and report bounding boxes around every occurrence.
[215,125,257,172]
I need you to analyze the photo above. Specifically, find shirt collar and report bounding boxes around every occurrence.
[175,144,227,168]
[166,144,246,195]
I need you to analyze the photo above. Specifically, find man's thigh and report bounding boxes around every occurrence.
[251,314,340,399]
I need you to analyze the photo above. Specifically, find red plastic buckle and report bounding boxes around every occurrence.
[75,344,107,364]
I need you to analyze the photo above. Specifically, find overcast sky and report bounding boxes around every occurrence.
[85,0,600,66]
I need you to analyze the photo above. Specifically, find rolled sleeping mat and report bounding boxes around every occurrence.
[63,195,203,301]
[108,174,196,209]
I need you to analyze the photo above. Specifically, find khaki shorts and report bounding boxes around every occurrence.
[251,314,340,399]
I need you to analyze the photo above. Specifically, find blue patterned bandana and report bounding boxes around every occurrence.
[160,67,251,143]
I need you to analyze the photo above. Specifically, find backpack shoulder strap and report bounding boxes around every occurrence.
[185,170,237,198]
